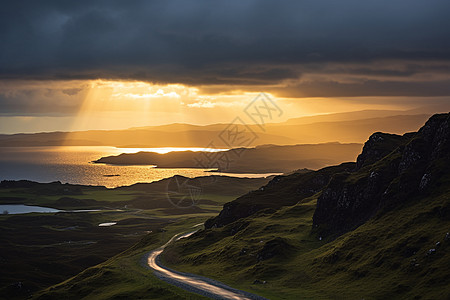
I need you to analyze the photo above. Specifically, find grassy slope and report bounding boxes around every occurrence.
[163,187,450,299]
[33,217,209,300]
[204,163,354,229]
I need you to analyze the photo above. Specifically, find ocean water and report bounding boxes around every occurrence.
[0,146,277,188]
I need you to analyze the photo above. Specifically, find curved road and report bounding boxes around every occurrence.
[145,230,268,300]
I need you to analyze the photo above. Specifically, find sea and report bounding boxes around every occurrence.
[0,146,278,188]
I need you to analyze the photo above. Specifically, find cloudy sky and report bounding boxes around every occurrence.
[1,0,450,133]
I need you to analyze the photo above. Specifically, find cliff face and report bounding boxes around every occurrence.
[313,113,450,236]
[355,132,410,170]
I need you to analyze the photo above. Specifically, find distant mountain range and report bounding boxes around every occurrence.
[0,110,438,147]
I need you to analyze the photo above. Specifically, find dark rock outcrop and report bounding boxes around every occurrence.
[313,113,450,237]
[355,132,410,170]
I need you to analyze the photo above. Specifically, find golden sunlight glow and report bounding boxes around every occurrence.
[57,79,411,136]
[2,79,416,135]
[64,80,283,133]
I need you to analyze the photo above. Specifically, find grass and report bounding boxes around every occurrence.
[162,189,450,299]
[0,209,169,299]
[33,217,210,300]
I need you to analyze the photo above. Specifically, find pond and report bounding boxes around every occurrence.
[98,222,117,227]
[0,204,61,215]
[0,204,103,215]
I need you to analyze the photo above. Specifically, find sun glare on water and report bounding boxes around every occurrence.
[117,147,228,154]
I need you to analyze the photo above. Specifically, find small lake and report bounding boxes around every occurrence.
[0,204,60,215]
[0,204,104,215]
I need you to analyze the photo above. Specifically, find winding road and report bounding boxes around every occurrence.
[145,230,268,300]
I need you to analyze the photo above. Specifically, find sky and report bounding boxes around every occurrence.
[1,0,450,133]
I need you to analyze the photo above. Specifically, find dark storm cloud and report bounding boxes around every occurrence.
[273,79,450,98]
[1,0,450,95]
[0,81,89,116]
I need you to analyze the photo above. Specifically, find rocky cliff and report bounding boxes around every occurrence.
[205,113,450,237]
[313,113,450,236]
